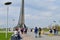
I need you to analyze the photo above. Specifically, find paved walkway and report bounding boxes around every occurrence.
[21,32,60,40]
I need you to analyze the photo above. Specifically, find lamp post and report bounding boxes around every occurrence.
[4,2,12,38]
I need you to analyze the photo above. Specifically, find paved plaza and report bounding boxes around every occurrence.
[21,32,60,40]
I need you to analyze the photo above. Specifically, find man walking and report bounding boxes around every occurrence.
[38,27,41,37]
[34,27,38,38]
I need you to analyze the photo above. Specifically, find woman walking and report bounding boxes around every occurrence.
[38,27,41,37]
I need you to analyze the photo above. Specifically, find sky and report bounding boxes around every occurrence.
[0,0,60,28]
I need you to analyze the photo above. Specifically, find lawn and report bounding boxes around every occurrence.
[0,32,13,40]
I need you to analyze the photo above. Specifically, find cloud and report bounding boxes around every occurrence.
[47,0,56,2]
[40,12,52,17]
[0,0,60,28]
[25,0,56,7]
[47,5,58,10]
[24,6,53,21]
[45,0,56,2]
[0,6,20,27]
[25,14,40,20]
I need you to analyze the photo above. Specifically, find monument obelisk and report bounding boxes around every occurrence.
[18,0,26,28]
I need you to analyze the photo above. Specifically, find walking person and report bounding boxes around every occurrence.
[34,27,38,38]
[31,29,32,32]
[24,28,28,34]
[20,28,24,34]
[49,29,53,34]
[49,28,53,36]
[38,27,41,37]
[53,28,56,35]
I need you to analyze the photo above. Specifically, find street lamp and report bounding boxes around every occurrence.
[4,2,12,38]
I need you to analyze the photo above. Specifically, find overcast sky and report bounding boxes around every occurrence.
[0,0,60,28]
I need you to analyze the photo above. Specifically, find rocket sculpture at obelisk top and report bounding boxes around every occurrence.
[18,0,26,28]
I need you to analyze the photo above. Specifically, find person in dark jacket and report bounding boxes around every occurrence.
[34,27,38,38]
[17,31,22,40]
[38,27,41,37]
[53,29,56,35]
[49,29,53,34]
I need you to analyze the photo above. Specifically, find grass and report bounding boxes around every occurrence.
[0,32,13,40]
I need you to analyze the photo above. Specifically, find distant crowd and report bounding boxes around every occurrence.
[11,27,59,40]
[31,27,59,38]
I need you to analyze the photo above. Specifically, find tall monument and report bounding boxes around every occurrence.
[17,0,26,28]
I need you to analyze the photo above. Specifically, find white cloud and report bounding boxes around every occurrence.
[47,6,58,10]
[46,0,56,2]
[25,0,56,7]
[0,0,60,28]
[40,12,52,17]
[25,6,53,20]
[25,14,40,19]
